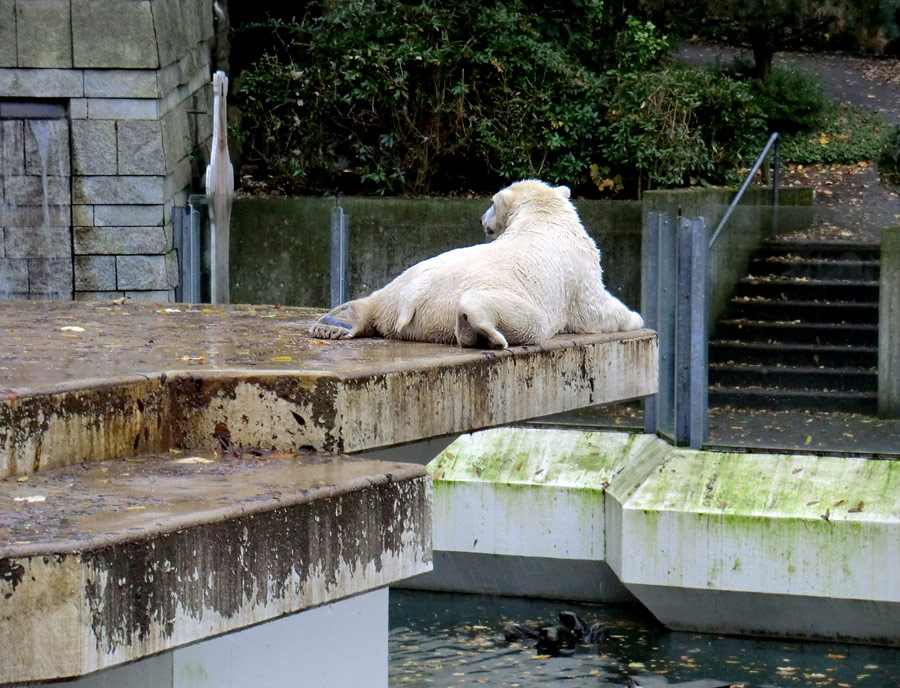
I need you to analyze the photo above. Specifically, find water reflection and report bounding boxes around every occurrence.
[390,590,900,687]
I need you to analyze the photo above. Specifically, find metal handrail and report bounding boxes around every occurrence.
[708,132,781,248]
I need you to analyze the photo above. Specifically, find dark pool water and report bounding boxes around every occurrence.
[389,590,900,687]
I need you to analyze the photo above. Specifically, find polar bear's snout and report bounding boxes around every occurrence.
[481,205,499,240]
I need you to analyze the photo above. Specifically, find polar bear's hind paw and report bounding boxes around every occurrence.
[455,311,509,349]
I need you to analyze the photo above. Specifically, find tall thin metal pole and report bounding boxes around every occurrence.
[330,202,350,308]
[688,217,709,449]
[642,212,661,434]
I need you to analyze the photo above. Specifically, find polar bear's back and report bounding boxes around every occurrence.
[368,234,576,342]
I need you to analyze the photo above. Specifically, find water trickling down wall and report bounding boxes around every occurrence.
[1,107,72,299]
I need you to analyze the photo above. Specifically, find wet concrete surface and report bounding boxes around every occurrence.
[0,300,654,391]
[0,449,423,557]
[1,300,479,390]
[0,300,658,476]
[0,444,432,683]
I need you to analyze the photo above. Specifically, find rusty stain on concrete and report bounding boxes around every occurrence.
[0,450,432,682]
[0,301,658,479]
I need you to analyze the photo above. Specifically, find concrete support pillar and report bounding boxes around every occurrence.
[879,227,900,417]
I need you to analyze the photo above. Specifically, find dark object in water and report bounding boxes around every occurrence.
[536,624,577,656]
[503,623,541,642]
[558,610,587,636]
[503,611,609,655]
[584,621,609,645]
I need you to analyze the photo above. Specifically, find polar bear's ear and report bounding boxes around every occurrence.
[553,185,571,199]
[495,188,515,213]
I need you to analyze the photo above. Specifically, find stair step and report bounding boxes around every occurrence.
[715,319,877,346]
[709,387,877,412]
[710,239,880,415]
[728,299,878,325]
[748,257,879,281]
[735,277,879,302]
[760,240,881,261]
[709,341,878,368]
[709,363,877,392]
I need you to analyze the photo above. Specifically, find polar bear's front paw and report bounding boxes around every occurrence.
[310,305,356,339]
[310,321,351,339]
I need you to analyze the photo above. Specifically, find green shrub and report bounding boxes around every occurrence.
[234,1,617,195]
[601,66,767,194]
[747,63,830,134]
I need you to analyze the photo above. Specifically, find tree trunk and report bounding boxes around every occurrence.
[750,31,774,79]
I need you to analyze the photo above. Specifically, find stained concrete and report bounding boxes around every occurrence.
[0,450,430,683]
[422,427,900,646]
[0,300,658,479]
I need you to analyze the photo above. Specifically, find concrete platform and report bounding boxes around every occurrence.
[0,449,430,683]
[416,427,900,646]
[0,300,658,479]
[0,299,658,684]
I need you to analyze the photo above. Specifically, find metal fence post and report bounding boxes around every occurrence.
[642,212,661,434]
[330,202,350,308]
[674,217,694,445]
[656,213,676,441]
[688,217,709,449]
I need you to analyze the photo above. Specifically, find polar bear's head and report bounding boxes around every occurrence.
[481,180,572,240]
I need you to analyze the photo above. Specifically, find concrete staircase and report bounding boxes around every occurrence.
[709,241,880,412]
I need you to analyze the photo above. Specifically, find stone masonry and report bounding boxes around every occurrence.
[0,0,215,302]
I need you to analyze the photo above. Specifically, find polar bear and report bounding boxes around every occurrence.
[309,179,644,348]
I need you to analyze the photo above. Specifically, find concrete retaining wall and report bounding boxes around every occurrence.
[412,427,900,646]
[231,197,644,311]
[230,190,811,318]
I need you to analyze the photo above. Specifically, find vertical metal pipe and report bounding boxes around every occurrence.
[642,212,661,434]
[656,213,676,441]
[674,217,693,446]
[173,206,185,303]
[330,203,350,308]
[185,197,204,303]
[688,217,709,449]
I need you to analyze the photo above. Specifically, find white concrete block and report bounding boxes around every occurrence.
[173,590,388,688]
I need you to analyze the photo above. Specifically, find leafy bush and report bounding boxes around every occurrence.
[746,62,831,134]
[601,66,767,194]
[235,1,617,195]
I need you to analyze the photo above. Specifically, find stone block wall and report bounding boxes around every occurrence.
[0,0,215,302]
